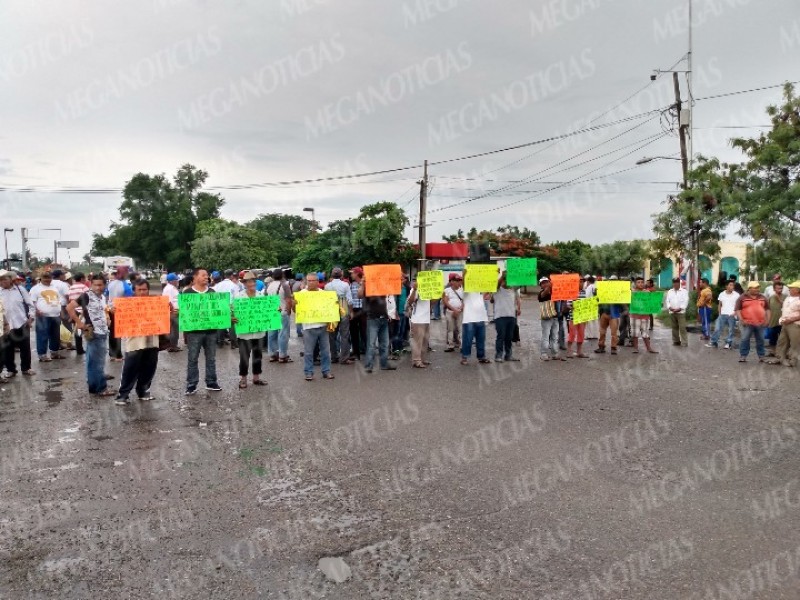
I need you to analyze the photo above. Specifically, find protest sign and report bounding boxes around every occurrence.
[295,291,340,324]
[630,291,665,315]
[233,295,282,334]
[571,297,599,325]
[178,292,232,331]
[113,296,170,338]
[417,270,444,300]
[596,281,632,304]
[364,264,402,296]
[505,258,538,287]
[464,264,498,293]
[550,273,581,301]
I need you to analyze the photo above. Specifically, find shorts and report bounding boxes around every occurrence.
[632,318,650,339]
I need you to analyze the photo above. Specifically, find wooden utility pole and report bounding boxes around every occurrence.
[673,71,698,290]
[418,160,428,270]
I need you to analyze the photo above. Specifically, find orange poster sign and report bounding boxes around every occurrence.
[113,296,170,338]
[364,264,402,296]
[550,273,581,301]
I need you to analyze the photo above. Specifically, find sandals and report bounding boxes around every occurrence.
[341,359,355,365]
[478,359,492,364]
[323,373,335,380]
[279,356,294,363]
[305,375,314,381]
[269,355,280,363]
[95,390,115,397]
[239,380,248,389]
[413,363,427,369]
[23,369,36,375]
[460,358,468,365]
[252,379,267,386]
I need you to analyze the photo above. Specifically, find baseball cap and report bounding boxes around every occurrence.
[241,270,256,281]
[351,266,364,277]
[211,270,220,278]
[448,273,459,281]
[0,269,12,278]
[609,275,618,280]
[747,281,760,289]
[539,277,549,283]
[295,273,303,280]
[166,273,178,282]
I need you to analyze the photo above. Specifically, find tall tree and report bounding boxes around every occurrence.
[91,164,224,269]
[247,213,315,266]
[190,219,276,272]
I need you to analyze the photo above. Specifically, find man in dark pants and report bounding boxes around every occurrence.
[106,268,127,361]
[115,279,160,406]
[0,270,35,377]
[349,267,366,360]
[183,268,222,395]
[358,272,397,374]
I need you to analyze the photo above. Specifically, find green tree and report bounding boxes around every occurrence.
[586,240,650,277]
[91,164,224,269]
[247,213,315,266]
[190,219,276,272]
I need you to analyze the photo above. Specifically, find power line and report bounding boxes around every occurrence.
[694,81,800,102]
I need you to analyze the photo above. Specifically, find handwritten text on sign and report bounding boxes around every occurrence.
[178,292,232,331]
[417,271,444,300]
[630,291,665,315]
[364,264,402,296]
[550,273,581,301]
[571,297,599,325]
[505,258,538,287]
[233,295,282,334]
[596,281,632,304]
[113,296,170,338]
[295,291,340,324]
[464,264,498,293]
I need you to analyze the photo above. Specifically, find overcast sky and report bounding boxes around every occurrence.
[1,0,798,263]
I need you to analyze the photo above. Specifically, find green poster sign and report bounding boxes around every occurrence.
[506,258,538,287]
[630,291,665,315]
[178,292,232,331]
[233,295,282,334]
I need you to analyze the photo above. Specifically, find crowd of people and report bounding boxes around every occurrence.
[1,265,798,405]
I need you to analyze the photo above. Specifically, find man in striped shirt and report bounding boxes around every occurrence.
[67,273,90,355]
[349,267,366,360]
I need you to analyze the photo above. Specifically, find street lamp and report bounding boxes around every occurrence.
[3,228,12,264]
[635,156,682,165]
[303,207,316,234]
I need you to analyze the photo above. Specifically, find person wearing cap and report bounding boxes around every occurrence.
[491,272,521,362]
[233,271,269,388]
[162,273,182,351]
[768,280,800,367]
[766,280,787,356]
[630,276,659,355]
[706,280,740,350]
[266,268,295,363]
[665,277,689,347]
[407,275,431,368]
[325,267,354,365]
[29,271,66,361]
[442,273,464,352]
[0,270,35,378]
[696,278,714,340]
[349,267,366,360]
[538,277,564,361]
[298,272,335,381]
[106,268,127,361]
[734,281,770,363]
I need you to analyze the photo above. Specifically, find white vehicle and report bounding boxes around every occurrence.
[102,256,136,274]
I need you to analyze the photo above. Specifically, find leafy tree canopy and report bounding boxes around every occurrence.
[190,219,276,272]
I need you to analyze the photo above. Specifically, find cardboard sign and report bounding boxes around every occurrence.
[571,297,599,325]
[364,264,402,296]
[295,290,340,324]
[505,258,538,287]
[178,292,232,331]
[113,296,170,338]
[417,270,444,301]
[464,264,498,293]
[233,295,282,334]
[596,281,632,304]
[630,291,665,315]
[550,273,581,301]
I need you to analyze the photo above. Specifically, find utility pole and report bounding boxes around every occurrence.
[418,159,428,272]
[21,228,28,273]
[672,72,697,290]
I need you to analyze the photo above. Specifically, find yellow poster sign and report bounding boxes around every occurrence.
[417,271,444,300]
[596,281,632,304]
[295,290,340,324]
[464,264,499,293]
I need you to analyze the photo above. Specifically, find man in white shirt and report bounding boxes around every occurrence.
[460,290,492,365]
[162,273,181,351]
[325,267,353,364]
[0,270,35,377]
[442,273,464,352]
[30,272,66,361]
[298,272,334,381]
[213,269,240,349]
[665,277,689,346]
[106,269,127,361]
[266,269,295,363]
[706,280,740,349]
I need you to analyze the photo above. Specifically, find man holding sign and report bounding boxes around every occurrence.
[181,268,225,395]
[629,277,659,355]
[297,273,335,381]
[233,271,270,389]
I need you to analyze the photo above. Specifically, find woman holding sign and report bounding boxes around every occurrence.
[234,271,268,389]
[407,277,431,368]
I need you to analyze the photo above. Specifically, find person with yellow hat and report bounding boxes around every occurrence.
[734,281,770,363]
[768,280,800,367]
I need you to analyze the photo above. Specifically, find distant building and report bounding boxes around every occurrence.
[646,241,748,288]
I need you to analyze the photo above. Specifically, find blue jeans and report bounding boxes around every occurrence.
[35,316,61,356]
[86,334,109,394]
[767,325,782,348]
[186,331,219,389]
[461,321,486,360]
[698,306,712,338]
[711,315,736,346]
[392,315,409,352]
[495,316,516,360]
[366,317,390,369]
[432,300,441,320]
[540,318,559,356]
[303,326,331,376]
[740,324,765,358]
[268,313,291,357]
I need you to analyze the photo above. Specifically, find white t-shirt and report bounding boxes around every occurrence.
[162,283,179,308]
[462,292,488,324]
[410,299,430,324]
[443,286,464,311]
[52,279,69,306]
[30,283,63,317]
[718,291,740,316]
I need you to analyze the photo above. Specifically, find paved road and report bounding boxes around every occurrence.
[2,297,800,599]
